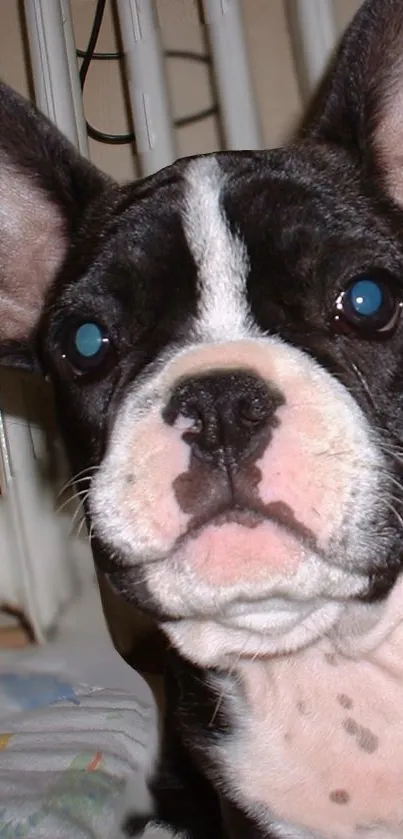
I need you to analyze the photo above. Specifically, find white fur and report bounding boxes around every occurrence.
[206,579,403,839]
[88,156,395,839]
[183,157,257,341]
[90,334,384,665]
[90,156,385,666]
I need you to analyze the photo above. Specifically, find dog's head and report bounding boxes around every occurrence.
[2,0,403,667]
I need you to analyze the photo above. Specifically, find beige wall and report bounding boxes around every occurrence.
[0,2,363,181]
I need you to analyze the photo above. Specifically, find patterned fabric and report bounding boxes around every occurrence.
[0,669,165,838]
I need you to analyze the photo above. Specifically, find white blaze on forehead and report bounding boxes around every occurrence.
[183,156,256,340]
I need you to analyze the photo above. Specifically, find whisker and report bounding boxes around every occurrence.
[55,488,89,515]
[383,498,403,529]
[70,514,85,539]
[382,473,403,494]
[58,465,99,496]
[70,492,90,528]
[77,516,88,539]
[349,361,378,411]
[56,475,93,500]
[55,491,86,516]
[210,646,246,727]
[313,448,373,463]
[379,444,403,464]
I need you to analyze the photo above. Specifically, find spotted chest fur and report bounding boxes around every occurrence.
[212,577,403,839]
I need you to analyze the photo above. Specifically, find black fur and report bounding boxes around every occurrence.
[1,2,403,836]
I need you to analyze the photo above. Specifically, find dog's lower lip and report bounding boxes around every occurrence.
[182,505,312,547]
[182,507,264,542]
[203,508,262,529]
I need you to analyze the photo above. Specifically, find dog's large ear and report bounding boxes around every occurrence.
[0,83,108,368]
[305,0,403,207]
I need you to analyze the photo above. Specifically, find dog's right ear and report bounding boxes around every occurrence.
[0,83,108,370]
[304,0,403,210]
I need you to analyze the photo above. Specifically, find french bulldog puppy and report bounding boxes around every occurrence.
[1,1,403,836]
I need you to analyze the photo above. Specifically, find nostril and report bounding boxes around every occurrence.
[237,395,270,428]
[192,415,204,434]
[163,369,285,465]
[183,412,220,456]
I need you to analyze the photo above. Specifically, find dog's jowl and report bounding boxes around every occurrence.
[3,1,403,837]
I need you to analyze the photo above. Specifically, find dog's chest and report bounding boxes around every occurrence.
[214,629,403,839]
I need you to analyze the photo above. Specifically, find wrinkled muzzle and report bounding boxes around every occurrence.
[90,339,387,665]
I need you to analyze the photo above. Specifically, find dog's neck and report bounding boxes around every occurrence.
[211,575,403,839]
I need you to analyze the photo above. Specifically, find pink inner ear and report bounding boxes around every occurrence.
[372,37,403,208]
[0,158,67,342]
[375,89,403,207]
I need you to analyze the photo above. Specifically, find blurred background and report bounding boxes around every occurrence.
[1,1,361,181]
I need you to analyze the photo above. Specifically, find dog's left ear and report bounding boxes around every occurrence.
[0,83,109,369]
[306,0,403,208]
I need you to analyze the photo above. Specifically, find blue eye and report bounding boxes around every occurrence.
[335,271,401,336]
[349,279,383,317]
[63,321,113,376]
[75,323,104,358]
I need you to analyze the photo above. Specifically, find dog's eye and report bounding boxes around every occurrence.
[62,322,112,375]
[334,272,402,336]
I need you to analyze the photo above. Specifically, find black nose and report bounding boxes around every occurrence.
[163,370,284,469]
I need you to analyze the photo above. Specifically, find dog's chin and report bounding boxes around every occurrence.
[102,510,373,667]
[161,597,348,667]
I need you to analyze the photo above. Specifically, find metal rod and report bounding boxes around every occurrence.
[60,0,89,157]
[116,0,177,175]
[201,0,262,150]
[23,0,87,153]
[286,0,337,103]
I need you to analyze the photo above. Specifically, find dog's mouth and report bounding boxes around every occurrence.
[175,501,318,552]
[199,507,263,529]
[182,507,265,543]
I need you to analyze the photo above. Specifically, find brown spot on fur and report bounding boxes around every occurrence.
[357,727,378,753]
[324,653,339,666]
[174,459,317,544]
[262,500,317,547]
[173,460,229,518]
[337,693,353,710]
[343,717,359,736]
[342,718,379,753]
[330,790,350,805]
